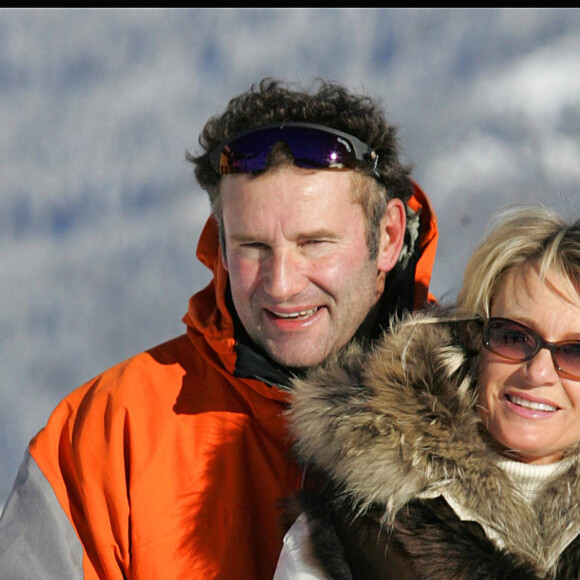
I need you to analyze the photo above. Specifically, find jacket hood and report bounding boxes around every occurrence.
[182,182,439,387]
[183,215,237,376]
[285,311,580,574]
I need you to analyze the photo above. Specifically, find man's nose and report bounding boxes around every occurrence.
[262,249,307,301]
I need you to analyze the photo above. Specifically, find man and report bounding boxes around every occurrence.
[0,78,438,579]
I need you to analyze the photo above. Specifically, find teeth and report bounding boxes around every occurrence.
[274,308,318,319]
[508,395,557,412]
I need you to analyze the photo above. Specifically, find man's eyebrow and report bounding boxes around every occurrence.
[229,233,263,243]
[229,229,341,243]
[296,229,340,240]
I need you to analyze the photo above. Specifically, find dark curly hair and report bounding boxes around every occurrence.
[186,78,414,258]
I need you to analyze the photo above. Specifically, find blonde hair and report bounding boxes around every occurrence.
[456,206,580,317]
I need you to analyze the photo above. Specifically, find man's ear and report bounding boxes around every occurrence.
[376,198,406,273]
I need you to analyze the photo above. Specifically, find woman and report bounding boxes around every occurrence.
[274,206,580,579]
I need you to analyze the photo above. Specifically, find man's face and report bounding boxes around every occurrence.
[220,165,403,369]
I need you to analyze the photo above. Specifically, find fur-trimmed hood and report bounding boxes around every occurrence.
[286,311,580,576]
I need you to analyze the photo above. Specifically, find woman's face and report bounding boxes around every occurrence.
[477,264,580,464]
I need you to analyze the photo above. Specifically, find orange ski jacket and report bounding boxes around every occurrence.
[0,183,438,579]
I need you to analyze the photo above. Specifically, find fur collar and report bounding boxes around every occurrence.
[286,312,580,575]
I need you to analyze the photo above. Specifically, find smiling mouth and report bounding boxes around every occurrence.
[271,307,319,320]
[507,394,558,412]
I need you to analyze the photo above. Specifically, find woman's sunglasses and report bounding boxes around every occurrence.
[209,122,379,177]
[483,317,580,380]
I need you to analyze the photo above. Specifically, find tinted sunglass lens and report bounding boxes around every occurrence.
[487,321,537,360]
[293,129,354,168]
[221,134,271,172]
[556,343,580,379]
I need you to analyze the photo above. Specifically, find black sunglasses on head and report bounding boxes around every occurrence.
[209,122,380,178]
[483,317,580,380]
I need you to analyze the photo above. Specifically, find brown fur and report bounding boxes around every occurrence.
[285,312,580,578]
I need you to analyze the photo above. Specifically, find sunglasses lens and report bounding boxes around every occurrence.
[217,132,272,173]
[213,126,361,174]
[485,320,537,361]
[556,343,580,379]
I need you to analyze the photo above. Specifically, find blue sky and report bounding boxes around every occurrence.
[1,7,579,506]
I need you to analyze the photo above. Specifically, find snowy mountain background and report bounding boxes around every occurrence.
[1,8,579,507]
